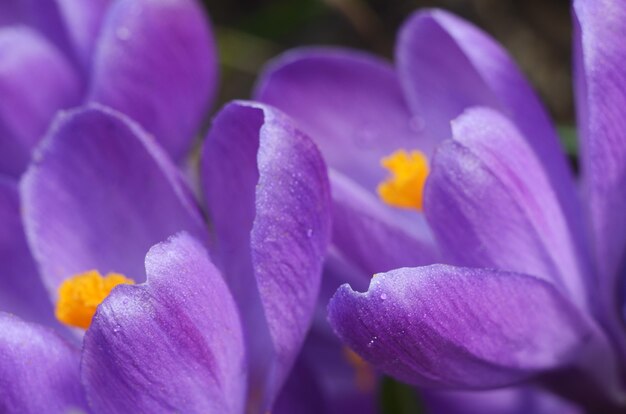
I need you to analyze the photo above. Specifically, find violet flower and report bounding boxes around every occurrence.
[255,0,626,411]
[0,0,217,177]
[0,0,218,333]
[0,102,331,413]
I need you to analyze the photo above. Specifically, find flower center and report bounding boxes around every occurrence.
[55,270,135,329]
[377,149,429,210]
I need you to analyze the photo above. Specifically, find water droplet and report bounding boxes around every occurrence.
[380,293,387,300]
[306,228,313,237]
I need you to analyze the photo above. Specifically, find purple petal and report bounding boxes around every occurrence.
[0,312,86,413]
[425,385,583,414]
[297,323,378,414]
[0,26,80,176]
[82,232,245,413]
[21,105,207,300]
[255,48,428,193]
[328,265,592,389]
[55,0,111,68]
[201,101,331,407]
[330,170,439,275]
[573,0,626,281]
[0,176,55,327]
[88,0,218,161]
[425,107,589,310]
[0,0,75,61]
[273,359,327,414]
[0,1,20,26]
[397,9,585,266]
[254,48,441,278]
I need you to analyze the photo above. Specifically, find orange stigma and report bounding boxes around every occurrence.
[55,270,134,329]
[377,149,429,210]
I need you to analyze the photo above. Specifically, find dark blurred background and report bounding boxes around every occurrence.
[201,0,574,126]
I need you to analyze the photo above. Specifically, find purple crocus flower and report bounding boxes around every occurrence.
[0,0,217,177]
[1,0,217,331]
[255,0,626,411]
[0,102,331,413]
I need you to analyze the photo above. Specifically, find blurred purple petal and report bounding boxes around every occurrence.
[55,0,111,68]
[202,101,331,407]
[0,26,80,176]
[328,265,591,389]
[425,385,583,414]
[300,253,379,414]
[425,107,589,309]
[0,1,20,26]
[0,312,86,413]
[0,176,55,327]
[298,324,379,414]
[89,0,218,161]
[573,0,626,281]
[397,9,586,265]
[331,170,438,275]
[397,9,556,152]
[82,232,245,413]
[273,359,328,414]
[0,0,74,61]
[21,105,207,300]
[255,48,428,192]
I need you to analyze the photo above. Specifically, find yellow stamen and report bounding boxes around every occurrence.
[55,270,134,329]
[377,149,429,210]
[343,347,376,392]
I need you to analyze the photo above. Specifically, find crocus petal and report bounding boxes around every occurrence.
[0,0,75,61]
[298,321,378,414]
[202,101,331,407]
[255,48,428,192]
[425,385,583,414]
[328,265,591,389]
[273,359,327,414]
[54,0,111,68]
[397,9,585,264]
[330,170,438,276]
[82,232,245,414]
[0,1,20,26]
[0,312,86,413]
[573,0,626,281]
[21,105,207,300]
[425,107,588,310]
[89,0,218,161]
[0,177,55,326]
[305,255,380,414]
[0,26,80,176]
